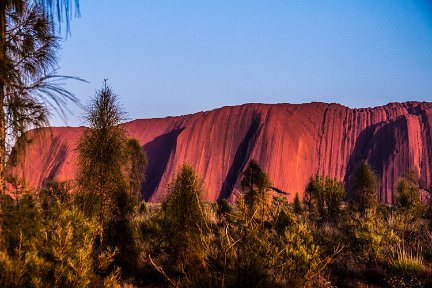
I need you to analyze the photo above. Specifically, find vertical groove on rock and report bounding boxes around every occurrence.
[10,102,432,203]
[317,104,331,175]
[143,128,185,201]
[408,104,432,193]
[218,113,262,200]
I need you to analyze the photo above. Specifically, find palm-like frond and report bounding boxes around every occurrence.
[36,0,80,34]
[2,3,83,153]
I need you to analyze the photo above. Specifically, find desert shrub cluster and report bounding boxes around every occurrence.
[1,160,432,287]
[1,83,432,287]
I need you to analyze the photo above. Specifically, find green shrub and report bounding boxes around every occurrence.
[209,194,331,287]
[348,160,378,216]
[240,160,271,215]
[293,192,302,215]
[304,175,345,221]
[0,195,118,287]
[395,172,425,221]
[343,211,399,262]
[395,178,421,210]
[159,164,210,276]
[125,138,147,200]
[0,193,41,255]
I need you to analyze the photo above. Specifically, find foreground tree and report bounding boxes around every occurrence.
[348,160,378,215]
[77,80,128,230]
[0,0,80,192]
[304,175,345,220]
[160,164,210,276]
[293,192,302,214]
[240,160,271,214]
[395,170,422,210]
[76,81,145,273]
[125,138,147,201]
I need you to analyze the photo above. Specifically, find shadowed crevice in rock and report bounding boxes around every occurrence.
[317,104,331,175]
[47,145,68,181]
[345,118,404,203]
[42,137,68,182]
[142,128,184,201]
[407,104,432,192]
[218,114,261,200]
[10,102,432,202]
[344,122,383,201]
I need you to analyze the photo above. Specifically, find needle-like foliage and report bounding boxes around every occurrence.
[125,138,147,201]
[76,81,146,274]
[304,175,345,220]
[240,160,271,214]
[348,160,378,216]
[160,164,210,274]
[4,5,60,138]
[0,1,82,192]
[77,80,127,229]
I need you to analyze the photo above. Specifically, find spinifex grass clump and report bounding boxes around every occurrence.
[390,243,424,273]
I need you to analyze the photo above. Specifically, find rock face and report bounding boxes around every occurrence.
[10,102,432,203]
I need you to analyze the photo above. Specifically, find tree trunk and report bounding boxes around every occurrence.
[0,5,6,194]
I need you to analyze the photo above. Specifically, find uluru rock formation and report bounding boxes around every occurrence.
[10,102,432,203]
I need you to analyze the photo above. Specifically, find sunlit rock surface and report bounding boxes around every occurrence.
[11,102,432,203]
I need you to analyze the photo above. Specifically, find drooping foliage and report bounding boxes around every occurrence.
[36,0,80,33]
[0,0,81,192]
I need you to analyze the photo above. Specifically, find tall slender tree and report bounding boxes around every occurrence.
[0,0,79,192]
[76,80,127,234]
[77,80,146,272]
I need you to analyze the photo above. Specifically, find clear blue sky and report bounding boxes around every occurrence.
[55,0,432,126]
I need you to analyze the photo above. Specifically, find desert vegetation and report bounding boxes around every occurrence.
[1,84,432,286]
[1,1,432,287]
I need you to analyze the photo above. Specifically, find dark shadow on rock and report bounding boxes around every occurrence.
[407,104,432,193]
[142,128,184,201]
[44,137,68,181]
[344,117,406,202]
[218,115,261,200]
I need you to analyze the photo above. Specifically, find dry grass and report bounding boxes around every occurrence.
[390,243,423,273]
